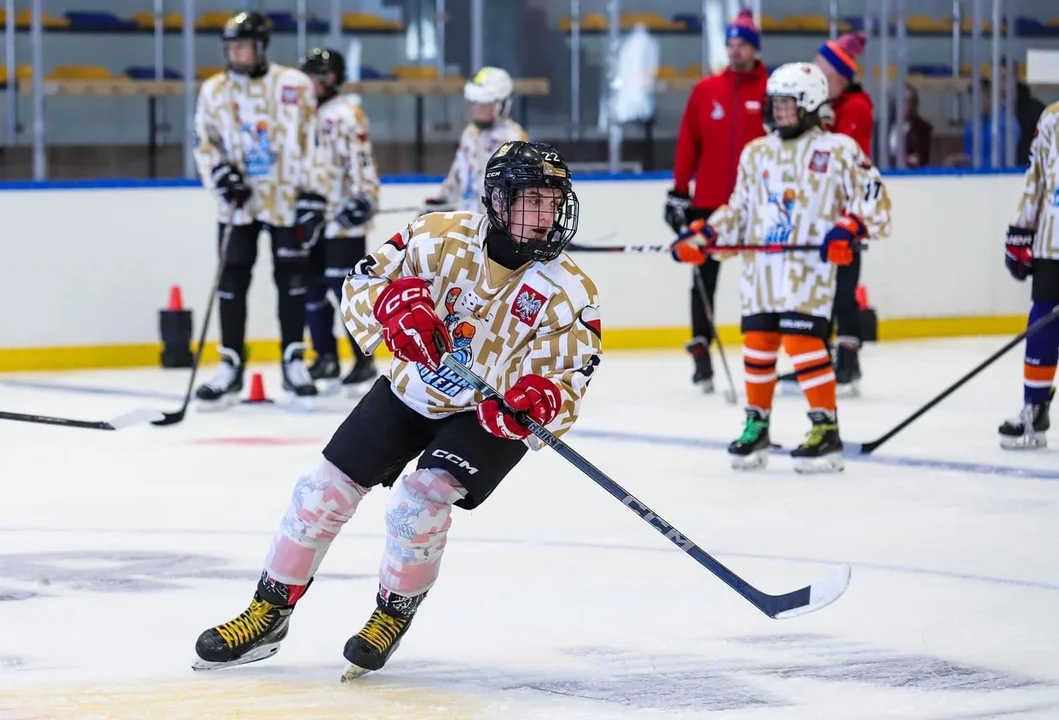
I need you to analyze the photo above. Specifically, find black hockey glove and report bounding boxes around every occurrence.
[335,195,376,229]
[664,189,691,234]
[294,191,328,244]
[211,163,251,207]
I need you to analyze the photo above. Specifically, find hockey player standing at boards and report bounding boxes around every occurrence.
[192,141,603,678]
[423,66,529,213]
[671,63,891,473]
[300,47,381,392]
[998,101,1059,449]
[192,11,325,404]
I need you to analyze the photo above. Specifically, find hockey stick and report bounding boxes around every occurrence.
[830,303,1059,456]
[0,408,164,431]
[152,210,237,426]
[376,206,426,215]
[440,353,851,619]
[567,242,868,254]
[692,260,738,405]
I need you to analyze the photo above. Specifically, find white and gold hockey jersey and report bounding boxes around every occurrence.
[435,120,529,212]
[709,127,892,318]
[340,212,602,442]
[308,95,380,240]
[193,64,319,227]
[1010,101,1059,260]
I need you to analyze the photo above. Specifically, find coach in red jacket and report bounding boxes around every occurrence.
[815,31,873,392]
[665,9,768,392]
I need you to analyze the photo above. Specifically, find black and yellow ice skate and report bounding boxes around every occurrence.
[192,575,308,671]
[791,409,844,473]
[341,589,425,682]
[998,388,1053,450]
[728,407,771,470]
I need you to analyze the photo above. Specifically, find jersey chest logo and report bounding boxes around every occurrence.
[512,284,547,325]
[809,150,831,173]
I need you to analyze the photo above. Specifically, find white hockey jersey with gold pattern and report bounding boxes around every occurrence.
[193,64,318,227]
[1010,101,1059,260]
[308,95,380,240]
[436,120,529,212]
[340,212,602,442]
[708,127,892,318]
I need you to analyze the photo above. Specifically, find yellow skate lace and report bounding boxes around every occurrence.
[215,598,277,649]
[803,422,837,448]
[355,609,407,654]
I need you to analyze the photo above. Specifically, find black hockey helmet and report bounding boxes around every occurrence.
[300,48,346,102]
[482,141,579,263]
[221,11,270,76]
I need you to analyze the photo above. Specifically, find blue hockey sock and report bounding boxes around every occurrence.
[1024,301,1059,405]
[306,278,338,358]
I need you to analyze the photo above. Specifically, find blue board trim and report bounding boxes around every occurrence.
[0,166,1027,191]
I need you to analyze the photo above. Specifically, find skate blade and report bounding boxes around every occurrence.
[195,394,242,413]
[340,663,373,682]
[836,381,860,399]
[314,378,342,397]
[731,450,768,470]
[282,392,318,412]
[793,452,845,474]
[999,433,1047,450]
[191,643,280,671]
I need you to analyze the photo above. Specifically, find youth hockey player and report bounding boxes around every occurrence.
[999,101,1059,449]
[300,47,381,392]
[423,66,528,213]
[192,141,602,678]
[192,11,323,403]
[670,62,892,472]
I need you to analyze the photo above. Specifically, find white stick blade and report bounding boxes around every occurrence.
[774,563,852,619]
[107,408,166,429]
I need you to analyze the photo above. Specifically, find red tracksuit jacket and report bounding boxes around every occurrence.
[830,84,874,158]
[672,61,769,210]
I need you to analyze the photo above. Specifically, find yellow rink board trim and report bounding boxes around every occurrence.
[0,315,1028,373]
[0,676,495,719]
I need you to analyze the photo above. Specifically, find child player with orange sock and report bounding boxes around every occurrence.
[671,62,892,472]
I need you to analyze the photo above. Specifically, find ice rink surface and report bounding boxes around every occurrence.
[1,336,1057,719]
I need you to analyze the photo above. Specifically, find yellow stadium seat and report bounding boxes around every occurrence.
[0,65,32,84]
[391,66,438,80]
[791,14,830,32]
[196,66,225,81]
[14,10,69,28]
[619,12,686,30]
[870,64,898,80]
[559,12,608,31]
[133,12,184,30]
[48,65,117,80]
[195,11,232,30]
[342,13,402,30]
[960,17,993,33]
[1047,17,1059,27]
[759,14,782,31]
[655,65,680,80]
[684,64,704,77]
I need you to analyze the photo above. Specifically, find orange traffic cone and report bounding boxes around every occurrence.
[242,372,274,404]
[167,285,185,312]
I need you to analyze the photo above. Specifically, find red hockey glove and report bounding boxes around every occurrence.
[1005,226,1034,281]
[820,214,866,266]
[373,277,452,370]
[477,374,562,441]
[669,219,718,265]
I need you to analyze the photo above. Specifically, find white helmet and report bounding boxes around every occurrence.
[764,62,830,137]
[464,66,514,122]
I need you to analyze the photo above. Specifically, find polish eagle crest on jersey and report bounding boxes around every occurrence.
[707,127,892,319]
[340,211,602,444]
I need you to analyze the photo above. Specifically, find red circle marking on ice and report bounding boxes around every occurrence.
[191,437,320,446]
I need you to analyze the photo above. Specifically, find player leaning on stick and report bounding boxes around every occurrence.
[192,11,324,403]
[192,141,603,678]
[671,62,892,473]
[300,47,381,393]
[999,100,1059,449]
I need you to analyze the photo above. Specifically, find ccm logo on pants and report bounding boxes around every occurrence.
[431,449,479,475]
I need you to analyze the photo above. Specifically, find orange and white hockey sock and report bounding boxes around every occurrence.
[782,335,837,412]
[742,331,781,411]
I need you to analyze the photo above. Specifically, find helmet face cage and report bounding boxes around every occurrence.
[222,12,270,75]
[485,173,579,263]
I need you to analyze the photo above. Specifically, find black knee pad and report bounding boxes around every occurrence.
[274,262,309,298]
[218,264,252,301]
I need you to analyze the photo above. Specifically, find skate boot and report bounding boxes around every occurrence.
[791,409,845,473]
[192,574,309,670]
[282,342,319,407]
[685,336,714,393]
[342,356,378,395]
[835,344,862,398]
[341,588,426,681]
[194,346,244,407]
[998,388,1053,450]
[308,353,341,395]
[728,407,771,470]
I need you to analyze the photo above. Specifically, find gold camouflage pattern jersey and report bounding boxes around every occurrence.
[307,95,380,240]
[709,127,892,319]
[193,64,319,227]
[1010,101,1059,260]
[436,120,529,213]
[340,211,602,444]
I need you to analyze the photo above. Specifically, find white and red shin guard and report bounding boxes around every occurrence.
[263,457,371,591]
[378,468,466,598]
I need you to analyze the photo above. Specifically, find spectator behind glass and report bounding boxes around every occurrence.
[888,83,933,168]
[947,79,1019,169]
[999,57,1046,165]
